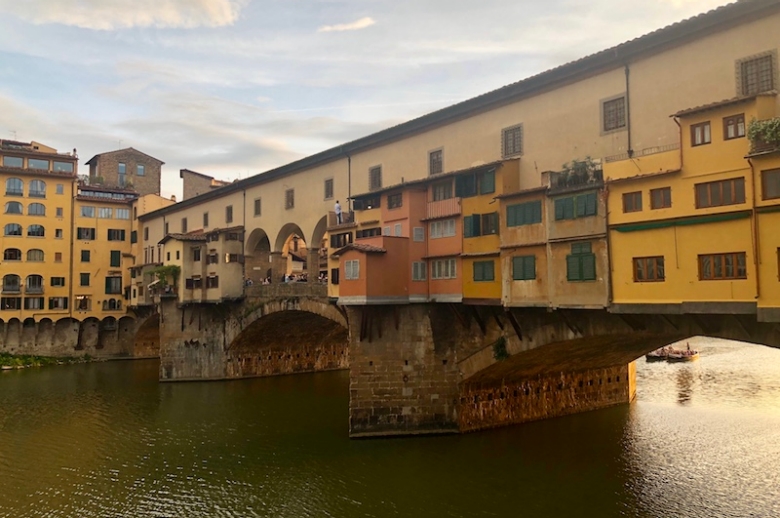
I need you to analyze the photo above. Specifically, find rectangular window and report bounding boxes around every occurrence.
[28,158,49,170]
[762,169,780,200]
[473,260,495,282]
[429,149,443,175]
[118,163,126,174]
[80,273,90,287]
[345,259,360,280]
[699,252,747,280]
[203,212,209,227]
[55,184,64,195]
[193,248,201,261]
[225,253,244,263]
[603,96,626,132]
[324,178,334,200]
[622,191,643,213]
[206,276,219,289]
[412,262,427,281]
[369,166,382,192]
[49,297,69,310]
[254,198,261,216]
[285,189,295,209]
[98,207,112,219]
[81,206,95,218]
[207,250,218,265]
[330,268,340,285]
[355,196,380,210]
[478,169,496,195]
[431,258,457,280]
[181,218,187,233]
[413,227,424,242]
[107,229,126,241]
[388,193,403,209]
[164,222,170,235]
[394,224,402,237]
[554,192,597,220]
[1,297,22,310]
[166,252,170,261]
[24,297,44,310]
[137,164,145,176]
[723,114,746,140]
[226,205,233,223]
[633,256,665,282]
[130,230,137,243]
[507,201,542,227]
[481,212,498,235]
[55,207,63,218]
[691,122,711,146]
[512,255,536,281]
[105,276,122,294]
[81,250,91,262]
[110,250,121,267]
[116,208,130,219]
[382,226,390,236]
[650,187,672,209]
[429,219,456,239]
[144,227,149,241]
[356,228,381,239]
[502,124,523,157]
[3,156,23,168]
[432,181,453,201]
[463,214,481,238]
[455,174,477,198]
[51,277,66,287]
[740,54,775,96]
[695,178,746,208]
[330,232,353,249]
[566,242,597,282]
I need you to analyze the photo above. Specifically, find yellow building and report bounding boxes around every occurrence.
[0,140,77,321]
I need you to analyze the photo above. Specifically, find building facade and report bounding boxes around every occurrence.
[85,148,164,196]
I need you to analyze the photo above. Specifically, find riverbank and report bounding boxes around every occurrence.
[0,353,95,370]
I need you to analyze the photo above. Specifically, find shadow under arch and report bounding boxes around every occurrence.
[245,227,272,282]
[133,313,161,357]
[274,222,306,253]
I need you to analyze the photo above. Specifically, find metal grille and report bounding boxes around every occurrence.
[429,150,443,175]
[285,189,294,209]
[741,55,774,95]
[603,97,626,132]
[369,166,382,191]
[502,125,522,156]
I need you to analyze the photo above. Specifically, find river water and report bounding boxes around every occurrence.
[1,337,779,518]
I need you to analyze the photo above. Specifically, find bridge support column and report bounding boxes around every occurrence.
[270,252,287,283]
[348,304,460,437]
[307,248,320,283]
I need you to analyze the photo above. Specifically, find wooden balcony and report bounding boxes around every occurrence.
[426,198,461,220]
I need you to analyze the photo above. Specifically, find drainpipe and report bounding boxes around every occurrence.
[747,157,761,300]
[625,65,633,158]
[342,147,352,212]
[604,184,614,308]
[68,177,75,320]
[672,116,684,170]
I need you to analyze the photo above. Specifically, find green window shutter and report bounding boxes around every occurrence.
[110,250,121,267]
[512,257,523,280]
[485,261,495,281]
[575,195,587,217]
[555,199,565,220]
[581,254,597,280]
[507,205,517,227]
[104,277,111,294]
[524,256,536,280]
[472,215,481,237]
[473,262,483,281]
[566,255,581,281]
[585,193,597,216]
[464,216,472,237]
[533,201,542,223]
[479,169,496,194]
[130,231,137,244]
[564,198,574,219]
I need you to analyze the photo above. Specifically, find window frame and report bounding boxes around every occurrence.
[698,252,747,280]
[761,168,780,200]
[650,187,672,209]
[324,178,334,200]
[472,260,495,282]
[506,200,542,227]
[622,191,643,213]
[285,189,295,210]
[633,256,665,282]
[738,52,776,96]
[429,149,443,175]
[723,113,746,140]
[601,95,627,133]
[691,121,712,147]
[512,255,536,281]
[566,242,597,282]
[387,193,403,209]
[502,124,523,157]
[369,166,382,192]
[694,177,746,208]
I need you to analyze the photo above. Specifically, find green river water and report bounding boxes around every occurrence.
[1,337,779,517]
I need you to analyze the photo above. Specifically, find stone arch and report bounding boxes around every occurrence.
[5,318,21,352]
[78,317,100,352]
[133,313,160,358]
[274,222,306,253]
[54,317,79,353]
[97,317,118,352]
[245,227,272,282]
[310,215,328,251]
[37,318,55,351]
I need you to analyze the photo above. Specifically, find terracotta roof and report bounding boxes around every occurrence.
[331,243,387,256]
[605,168,681,184]
[158,232,208,245]
[672,91,777,117]
[495,185,548,199]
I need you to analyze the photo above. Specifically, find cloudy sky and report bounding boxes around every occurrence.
[0,0,731,198]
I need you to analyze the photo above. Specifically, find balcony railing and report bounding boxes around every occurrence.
[25,286,44,294]
[426,197,461,220]
[328,211,355,228]
[549,169,604,192]
[2,285,21,294]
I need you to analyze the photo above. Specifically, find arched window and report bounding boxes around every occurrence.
[28,203,45,216]
[27,225,45,237]
[25,275,43,293]
[4,223,22,236]
[2,274,21,292]
[5,202,23,214]
[3,248,22,261]
[29,180,46,198]
[26,249,44,262]
[5,178,23,196]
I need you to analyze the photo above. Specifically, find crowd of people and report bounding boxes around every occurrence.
[244,272,329,286]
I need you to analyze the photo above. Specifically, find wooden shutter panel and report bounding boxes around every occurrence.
[581,254,596,280]
[524,256,535,280]
[533,201,542,223]
[576,195,587,217]
[585,193,597,215]
[555,199,564,220]
[567,255,581,281]
[507,205,516,227]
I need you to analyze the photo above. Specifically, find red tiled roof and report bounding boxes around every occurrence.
[331,243,387,256]
[672,91,776,117]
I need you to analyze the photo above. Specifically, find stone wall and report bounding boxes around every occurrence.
[181,170,216,201]
[90,149,162,196]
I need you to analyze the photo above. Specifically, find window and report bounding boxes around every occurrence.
[502,124,523,157]
[166,252,170,261]
[603,96,626,132]
[739,53,775,96]
[77,227,96,240]
[691,122,711,146]
[473,260,495,282]
[4,223,22,236]
[566,242,597,282]
[3,274,21,292]
[55,229,63,239]
[330,232,353,248]
[413,227,424,242]
[324,178,334,200]
[28,203,45,216]
[464,215,480,237]
[52,161,72,172]
[28,158,48,170]
[49,297,68,310]
[382,226,390,236]
[512,255,536,281]
[633,256,665,282]
[27,249,43,262]
[107,229,126,241]
[412,262,427,281]
[554,192,598,220]
[56,184,64,195]
[650,187,672,209]
[118,163,126,174]
[144,227,149,241]
[430,219,456,239]
[431,258,457,280]
[105,277,122,294]
[25,275,43,293]
[388,193,402,209]
[164,222,169,235]
[110,250,121,267]
[54,252,62,262]
[226,232,243,241]
[207,250,218,265]
[98,207,112,219]
[695,178,745,208]
[479,169,495,195]
[225,253,244,263]
[3,248,21,261]
[51,277,66,287]
[186,277,203,290]
[345,259,360,280]
[80,273,90,287]
[254,198,261,216]
[762,169,780,200]
[193,248,202,262]
[226,205,233,223]
[116,208,130,219]
[2,156,23,168]
[181,218,187,233]
[74,295,91,311]
[432,181,453,201]
[429,149,443,175]
[130,230,137,243]
[507,201,542,227]
[285,189,294,209]
[356,228,381,239]
[137,164,145,176]
[481,213,498,235]
[24,297,44,310]
[81,206,95,218]
[369,166,382,192]
[355,195,380,210]
[394,224,402,237]
[1,297,22,310]
[206,276,219,289]
[622,191,642,213]
[29,180,45,198]
[330,268,340,285]
[699,252,747,280]
[723,114,746,140]
[27,225,44,237]
[5,202,22,214]
[81,250,90,262]
[5,178,23,196]
[200,212,208,228]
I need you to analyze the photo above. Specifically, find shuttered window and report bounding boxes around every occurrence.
[413,227,424,242]
[478,169,495,195]
[512,255,536,280]
[345,260,360,280]
[463,215,481,238]
[110,250,121,267]
[412,262,427,281]
[566,242,597,281]
[554,192,597,220]
[507,201,542,226]
[473,260,495,282]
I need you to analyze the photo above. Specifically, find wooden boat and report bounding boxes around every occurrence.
[667,350,700,362]
[645,347,670,362]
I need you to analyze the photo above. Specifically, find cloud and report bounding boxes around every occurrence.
[318,17,376,33]
[0,0,246,30]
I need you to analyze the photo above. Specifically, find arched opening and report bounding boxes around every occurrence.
[227,310,348,378]
[310,215,329,282]
[77,317,100,351]
[245,228,272,283]
[274,223,308,282]
[133,313,160,357]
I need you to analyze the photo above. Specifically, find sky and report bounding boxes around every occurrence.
[0,0,733,199]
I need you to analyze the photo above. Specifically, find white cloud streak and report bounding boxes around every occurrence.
[318,17,376,32]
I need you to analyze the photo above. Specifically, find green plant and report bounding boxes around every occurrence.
[492,336,509,361]
[152,264,181,287]
[747,117,780,147]
[558,157,602,187]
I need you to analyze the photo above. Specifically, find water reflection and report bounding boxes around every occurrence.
[675,367,694,405]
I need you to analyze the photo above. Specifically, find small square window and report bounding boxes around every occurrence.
[738,53,775,96]
[285,189,294,210]
[56,184,64,195]
[691,122,711,146]
[622,191,642,213]
[324,178,334,200]
[80,273,90,287]
[388,193,402,209]
[650,187,672,209]
[723,114,746,140]
[137,164,145,176]
[602,96,626,132]
[55,229,63,239]
[118,163,126,174]
[369,166,382,192]
[502,124,523,157]
[429,149,443,175]
[81,250,90,262]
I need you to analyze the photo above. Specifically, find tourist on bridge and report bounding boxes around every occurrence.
[335,200,342,224]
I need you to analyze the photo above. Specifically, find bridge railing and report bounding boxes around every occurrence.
[245,282,328,299]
